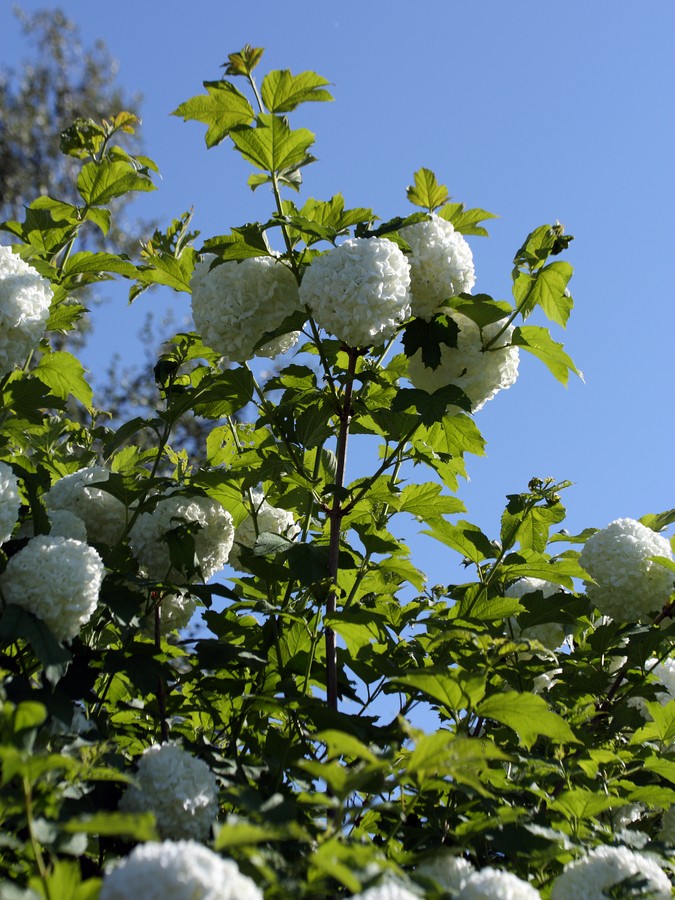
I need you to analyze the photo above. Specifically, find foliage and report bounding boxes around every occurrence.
[0,42,673,900]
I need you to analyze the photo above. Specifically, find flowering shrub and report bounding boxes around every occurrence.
[579,517,673,620]
[0,535,104,641]
[129,491,234,582]
[407,310,519,412]
[120,742,218,840]
[0,245,52,375]
[100,840,263,900]
[298,237,411,347]
[0,461,19,545]
[190,253,301,362]
[401,213,475,320]
[0,44,672,900]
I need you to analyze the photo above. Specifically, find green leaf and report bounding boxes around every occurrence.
[550,789,624,820]
[201,226,271,261]
[476,691,579,749]
[640,509,675,532]
[63,812,158,841]
[398,483,465,519]
[422,519,496,563]
[316,730,379,764]
[512,325,582,385]
[513,261,573,326]
[401,313,459,368]
[261,69,333,112]
[0,605,71,685]
[392,386,471,425]
[77,159,155,206]
[33,351,93,408]
[406,168,449,211]
[405,732,508,794]
[631,701,675,744]
[451,296,513,329]
[191,368,255,418]
[172,80,255,148]
[62,252,137,280]
[230,114,315,173]
[133,247,197,297]
[215,821,287,850]
[391,668,485,712]
[438,202,498,237]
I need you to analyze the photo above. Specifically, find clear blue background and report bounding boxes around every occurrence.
[2,1,674,587]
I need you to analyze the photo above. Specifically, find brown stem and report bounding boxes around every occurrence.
[155,601,169,743]
[325,347,359,711]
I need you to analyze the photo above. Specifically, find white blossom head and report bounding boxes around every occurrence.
[629,655,675,719]
[351,883,420,900]
[579,518,674,622]
[0,460,20,545]
[299,237,412,348]
[400,213,475,320]
[228,491,299,572]
[549,844,672,899]
[0,535,104,642]
[119,743,218,841]
[100,839,263,900]
[0,245,52,375]
[505,578,567,652]
[142,590,199,636]
[190,253,301,363]
[458,867,541,898]
[44,465,128,547]
[416,854,474,892]
[129,492,234,584]
[407,311,519,413]
[48,508,89,542]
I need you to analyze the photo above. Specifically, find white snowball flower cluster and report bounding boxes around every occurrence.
[0,245,52,375]
[505,578,567,652]
[660,804,675,844]
[351,883,420,900]
[48,508,88,542]
[100,840,263,900]
[550,844,672,899]
[142,590,198,636]
[299,237,412,348]
[400,213,475,320]
[0,535,104,642]
[129,492,234,583]
[190,253,301,362]
[228,491,300,572]
[579,518,674,621]
[407,311,519,414]
[629,655,675,719]
[120,743,218,840]
[416,854,474,892]
[458,867,541,899]
[44,465,128,547]
[0,460,20,545]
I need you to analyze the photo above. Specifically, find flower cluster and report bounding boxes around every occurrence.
[0,245,52,376]
[416,854,475,893]
[628,655,675,718]
[549,844,672,899]
[119,743,218,840]
[144,590,199,635]
[458,867,541,898]
[505,578,567,652]
[0,460,19,545]
[401,213,475,320]
[100,840,263,900]
[299,237,411,348]
[407,311,519,413]
[579,518,673,621]
[228,492,299,572]
[190,254,301,362]
[44,465,128,547]
[129,492,234,583]
[0,535,104,642]
[352,884,420,900]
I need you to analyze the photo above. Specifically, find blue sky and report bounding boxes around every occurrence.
[2,1,674,587]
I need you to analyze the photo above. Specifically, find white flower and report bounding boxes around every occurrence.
[532,668,563,693]
[505,578,567,651]
[228,492,299,572]
[352,884,420,900]
[549,845,672,899]
[0,460,20,545]
[47,508,88,542]
[143,590,199,636]
[401,213,475,320]
[299,237,411,348]
[100,840,263,900]
[0,245,52,375]
[119,743,218,841]
[660,805,675,844]
[256,330,301,358]
[629,656,675,718]
[458,867,541,898]
[579,518,674,622]
[190,254,301,363]
[0,535,104,642]
[44,465,128,547]
[416,854,474,892]
[407,311,519,413]
[129,492,234,583]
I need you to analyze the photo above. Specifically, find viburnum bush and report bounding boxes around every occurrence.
[0,44,673,900]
